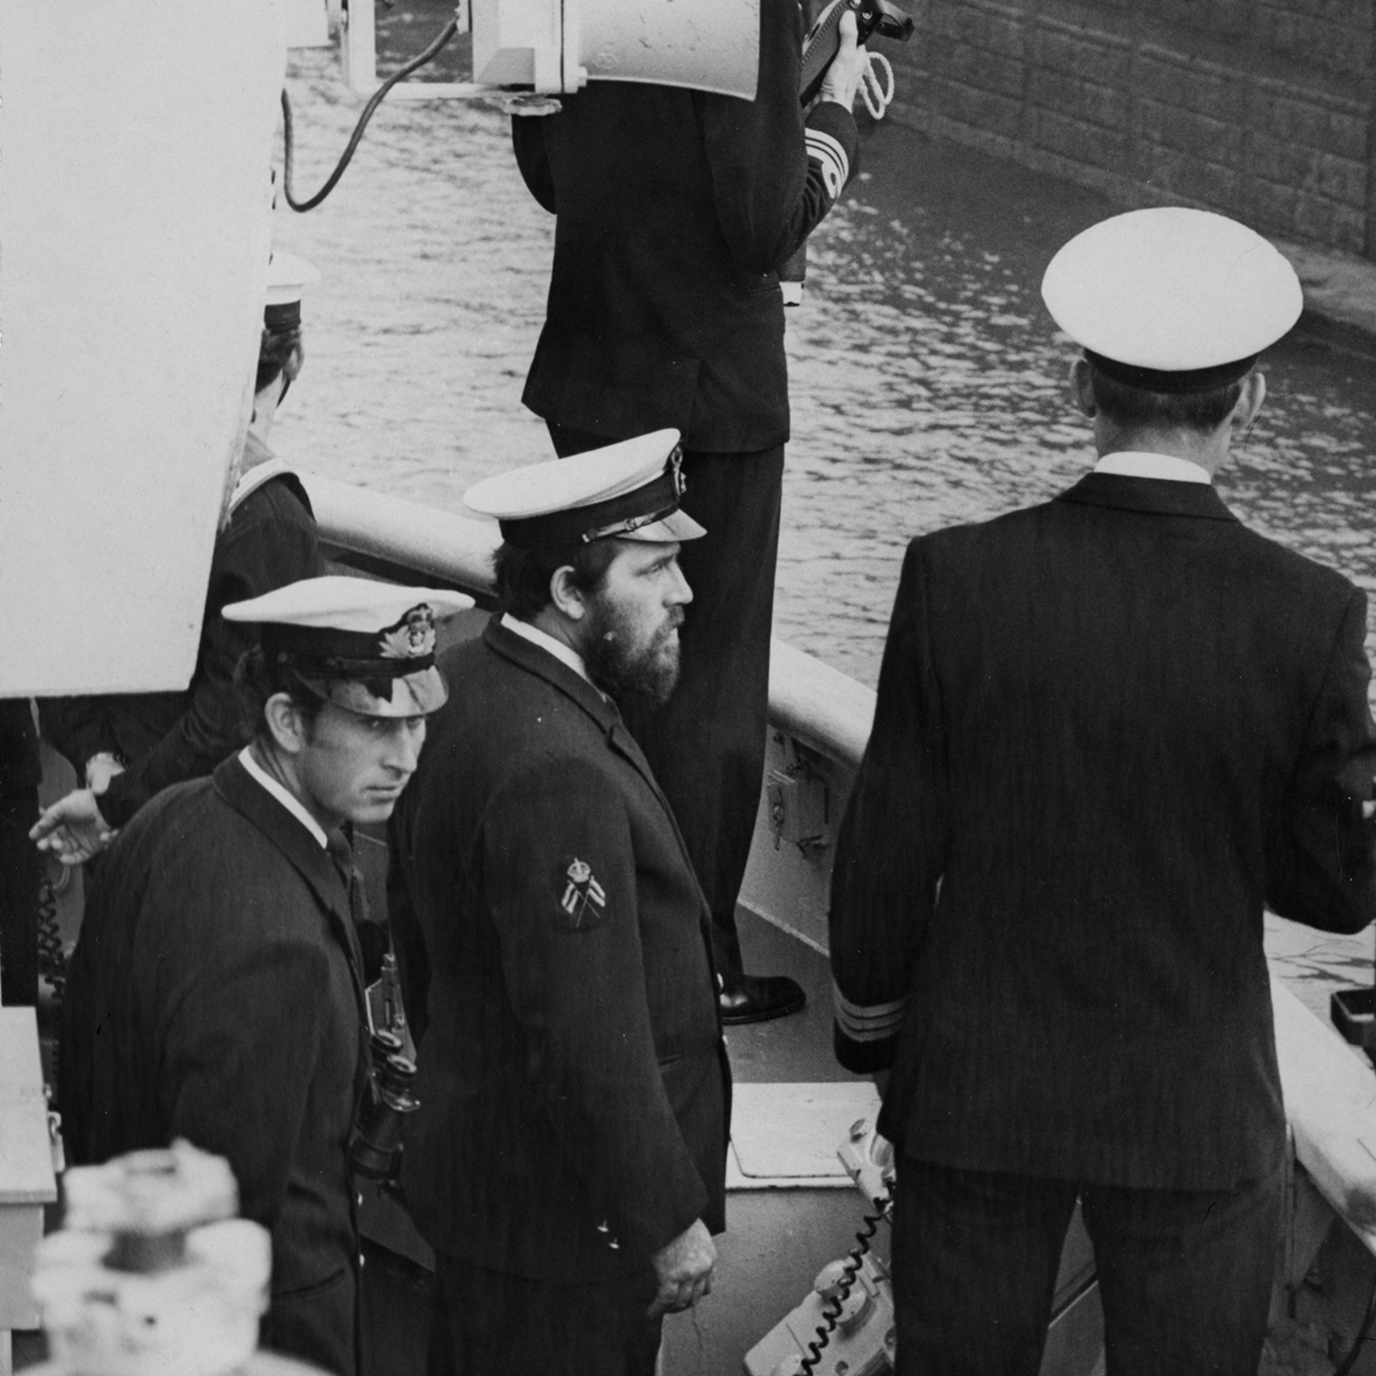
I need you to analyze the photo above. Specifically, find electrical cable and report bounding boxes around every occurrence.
[798,1187,893,1374]
[281,15,460,213]
[37,872,65,1096]
[37,874,65,1004]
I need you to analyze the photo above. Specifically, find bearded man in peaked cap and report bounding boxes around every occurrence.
[389,432,729,1376]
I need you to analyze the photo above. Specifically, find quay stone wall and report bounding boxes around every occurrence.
[882,0,1376,258]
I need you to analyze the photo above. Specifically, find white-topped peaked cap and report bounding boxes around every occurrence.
[265,249,320,307]
[264,249,320,332]
[1041,207,1303,392]
[464,429,707,547]
[223,575,473,717]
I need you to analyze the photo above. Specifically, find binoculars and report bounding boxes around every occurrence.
[348,1030,421,1182]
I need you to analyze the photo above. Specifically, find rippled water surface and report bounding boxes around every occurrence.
[274,43,1376,685]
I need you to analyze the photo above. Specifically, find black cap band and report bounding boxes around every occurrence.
[259,605,438,680]
[498,453,686,549]
[1085,349,1257,394]
[279,651,437,681]
[264,300,302,334]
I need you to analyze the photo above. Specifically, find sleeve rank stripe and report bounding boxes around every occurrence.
[805,128,850,200]
[832,984,906,1041]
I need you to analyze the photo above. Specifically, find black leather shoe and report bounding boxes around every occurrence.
[719,974,806,1025]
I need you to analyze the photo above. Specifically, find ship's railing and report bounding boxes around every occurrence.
[303,472,877,770]
[304,474,500,596]
[302,472,1376,1272]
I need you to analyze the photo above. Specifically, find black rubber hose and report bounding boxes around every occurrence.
[281,15,459,213]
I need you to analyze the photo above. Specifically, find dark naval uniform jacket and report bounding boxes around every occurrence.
[830,472,1376,1190]
[388,618,730,1283]
[511,0,859,453]
[60,754,370,1376]
[42,441,323,827]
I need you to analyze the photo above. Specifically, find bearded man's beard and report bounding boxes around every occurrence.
[583,600,684,705]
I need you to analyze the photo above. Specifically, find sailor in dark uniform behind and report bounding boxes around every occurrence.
[34,251,325,862]
[60,576,471,1376]
[511,0,868,1025]
[389,433,730,1376]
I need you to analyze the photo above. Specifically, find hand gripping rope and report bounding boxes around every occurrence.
[860,50,896,120]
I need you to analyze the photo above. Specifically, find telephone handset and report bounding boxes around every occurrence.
[744,1118,897,1376]
[748,1252,896,1376]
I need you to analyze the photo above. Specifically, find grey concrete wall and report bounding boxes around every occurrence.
[881,0,1376,257]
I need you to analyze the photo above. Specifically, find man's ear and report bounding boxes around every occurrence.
[1231,369,1266,433]
[548,565,588,622]
[263,693,309,756]
[1069,356,1096,418]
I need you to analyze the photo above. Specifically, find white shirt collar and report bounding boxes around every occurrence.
[1093,451,1212,485]
[501,613,596,689]
[229,447,294,515]
[238,746,329,849]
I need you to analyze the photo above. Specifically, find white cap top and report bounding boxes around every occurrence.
[223,577,473,719]
[264,249,321,309]
[466,430,680,519]
[464,430,706,546]
[222,575,471,632]
[1041,207,1303,376]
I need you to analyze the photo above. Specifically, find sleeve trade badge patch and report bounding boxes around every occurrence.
[555,857,609,934]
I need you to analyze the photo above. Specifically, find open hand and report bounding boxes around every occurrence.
[30,789,115,865]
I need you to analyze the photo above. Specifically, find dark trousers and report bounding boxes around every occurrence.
[429,1252,661,1376]
[548,423,785,985]
[891,1157,1283,1376]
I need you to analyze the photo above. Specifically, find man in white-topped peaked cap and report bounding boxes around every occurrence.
[829,208,1376,1374]
[388,430,730,1376]
[60,576,471,1376]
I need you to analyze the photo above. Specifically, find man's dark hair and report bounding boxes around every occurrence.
[256,326,302,396]
[1087,359,1246,434]
[492,541,620,621]
[234,646,325,746]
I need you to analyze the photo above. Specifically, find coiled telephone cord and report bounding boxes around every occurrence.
[798,1187,893,1374]
[37,873,65,1094]
[37,875,65,1004]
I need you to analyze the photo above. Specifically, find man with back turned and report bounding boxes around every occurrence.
[829,208,1376,1373]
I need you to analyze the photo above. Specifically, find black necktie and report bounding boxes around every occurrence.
[326,827,370,970]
